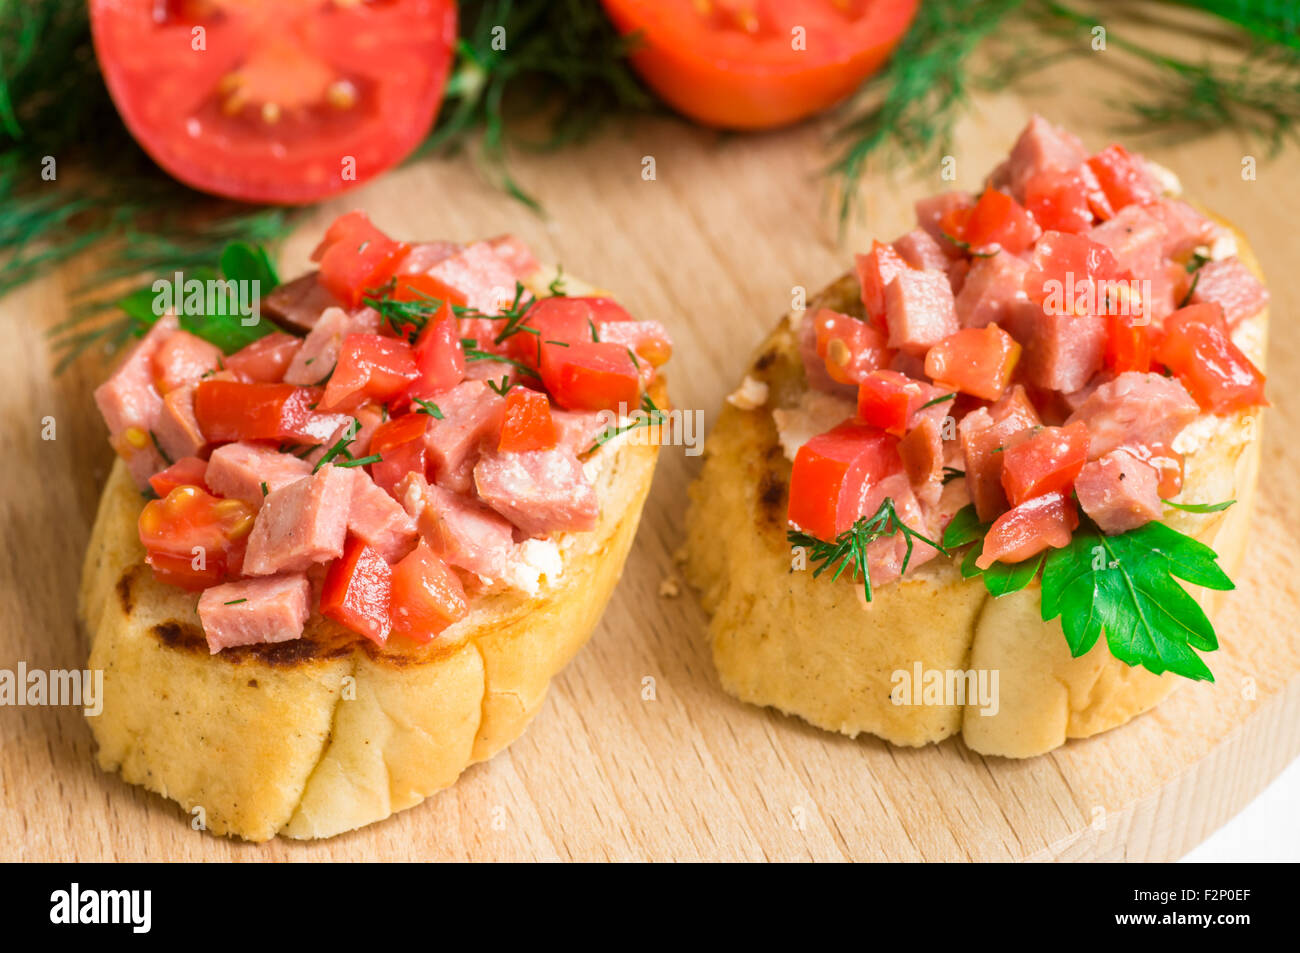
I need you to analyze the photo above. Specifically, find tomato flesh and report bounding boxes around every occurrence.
[193,380,344,444]
[1022,167,1098,234]
[813,309,890,386]
[499,388,558,453]
[390,543,468,642]
[1086,144,1158,213]
[601,0,919,129]
[148,456,209,498]
[89,0,457,204]
[999,421,1090,506]
[368,413,429,495]
[944,186,1041,254]
[405,302,466,402]
[855,240,909,323]
[1156,303,1267,413]
[225,331,302,383]
[138,485,255,589]
[1105,312,1153,374]
[321,536,392,646]
[788,421,901,541]
[856,370,940,437]
[539,340,642,413]
[923,326,1021,401]
[975,491,1078,569]
[319,333,418,412]
[313,212,409,308]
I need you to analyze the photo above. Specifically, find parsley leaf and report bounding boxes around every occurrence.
[1162,498,1235,514]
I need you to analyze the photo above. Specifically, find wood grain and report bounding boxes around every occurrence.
[3,63,1299,861]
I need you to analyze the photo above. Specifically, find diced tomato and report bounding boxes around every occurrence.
[403,302,465,403]
[943,186,1041,254]
[1086,144,1158,212]
[999,421,1089,506]
[368,413,429,494]
[1156,303,1267,413]
[1022,166,1096,234]
[1024,231,1126,307]
[975,491,1078,569]
[856,370,942,437]
[389,542,468,642]
[499,388,557,452]
[923,325,1021,401]
[788,421,902,541]
[321,536,392,646]
[855,240,910,322]
[319,333,418,412]
[152,331,223,394]
[1105,312,1153,374]
[224,332,302,383]
[539,340,642,413]
[193,380,344,444]
[137,485,255,590]
[395,241,518,315]
[312,211,409,309]
[812,308,890,386]
[148,456,209,498]
[507,296,595,367]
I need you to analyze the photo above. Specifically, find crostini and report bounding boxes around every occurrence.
[80,215,672,839]
[686,117,1267,758]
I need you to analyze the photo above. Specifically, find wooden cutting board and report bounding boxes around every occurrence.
[4,45,1300,862]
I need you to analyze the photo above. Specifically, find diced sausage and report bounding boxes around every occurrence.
[884,269,959,356]
[1075,449,1163,534]
[990,115,1087,201]
[1188,257,1269,327]
[197,574,311,653]
[153,384,207,462]
[398,473,516,580]
[914,191,973,255]
[348,469,418,562]
[243,465,354,574]
[205,442,313,508]
[1003,300,1106,393]
[955,253,1029,328]
[283,306,382,385]
[486,234,539,277]
[1066,371,1200,460]
[152,330,222,393]
[424,380,506,493]
[263,272,340,332]
[958,385,1041,522]
[1088,205,1167,280]
[892,228,950,272]
[473,446,598,537]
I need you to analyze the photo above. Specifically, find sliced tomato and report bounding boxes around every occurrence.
[975,491,1078,569]
[788,421,901,541]
[224,331,302,383]
[319,334,418,412]
[499,388,558,453]
[193,380,344,445]
[1156,303,1267,413]
[1105,312,1153,374]
[999,421,1089,506]
[1022,166,1097,234]
[601,0,917,130]
[395,241,519,315]
[855,240,910,323]
[923,325,1021,401]
[390,542,468,642]
[368,413,429,495]
[138,485,255,589]
[944,186,1041,254]
[89,1,456,204]
[1086,144,1159,212]
[813,309,890,386]
[321,536,392,645]
[404,302,466,403]
[539,340,642,413]
[856,370,943,437]
[312,212,409,308]
[148,456,209,498]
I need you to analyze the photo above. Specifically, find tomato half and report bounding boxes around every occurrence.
[89,0,457,204]
[600,0,918,130]
[138,485,255,589]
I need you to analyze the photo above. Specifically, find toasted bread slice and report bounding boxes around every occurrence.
[684,220,1265,758]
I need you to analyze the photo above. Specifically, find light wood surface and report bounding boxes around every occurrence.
[3,49,1299,861]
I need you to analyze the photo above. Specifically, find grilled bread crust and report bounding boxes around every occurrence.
[684,222,1265,758]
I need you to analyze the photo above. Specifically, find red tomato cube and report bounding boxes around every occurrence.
[787,421,902,541]
[812,308,890,386]
[499,387,557,452]
[321,536,392,646]
[319,333,419,412]
[999,421,1090,507]
[368,413,430,495]
[923,325,1021,401]
[390,543,468,642]
[539,340,641,413]
[1156,303,1267,413]
[313,211,408,309]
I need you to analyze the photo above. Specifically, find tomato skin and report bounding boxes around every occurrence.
[855,240,910,323]
[138,485,255,590]
[946,187,1041,254]
[788,421,902,541]
[975,491,1078,569]
[1156,303,1267,413]
[390,543,468,642]
[499,388,558,453]
[507,297,595,368]
[1105,312,1153,374]
[225,332,302,383]
[405,302,465,402]
[999,421,1090,506]
[924,326,1021,401]
[319,334,418,412]
[600,0,919,130]
[148,456,209,498]
[1023,167,1097,234]
[368,413,429,495]
[89,0,457,204]
[539,340,642,413]
[1086,145,1158,212]
[313,212,409,308]
[813,309,890,386]
[321,537,392,646]
[856,370,940,437]
[193,380,342,444]
[1024,231,1125,306]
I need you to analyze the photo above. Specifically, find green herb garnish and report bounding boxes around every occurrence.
[583,392,667,455]
[412,398,445,419]
[223,598,248,606]
[1162,498,1236,514]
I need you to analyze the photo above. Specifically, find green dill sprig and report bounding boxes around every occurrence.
[313,419,363,473]
[461,341,542,377]
[788,498,948,604]
[583,392,667,456]
[412,397,445,419]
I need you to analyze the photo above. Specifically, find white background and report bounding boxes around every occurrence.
[1182,755,1300,861]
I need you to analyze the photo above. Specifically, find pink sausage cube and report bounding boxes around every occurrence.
[884,268,959,356]
[197,574,311,654]
[242,465,354,575]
